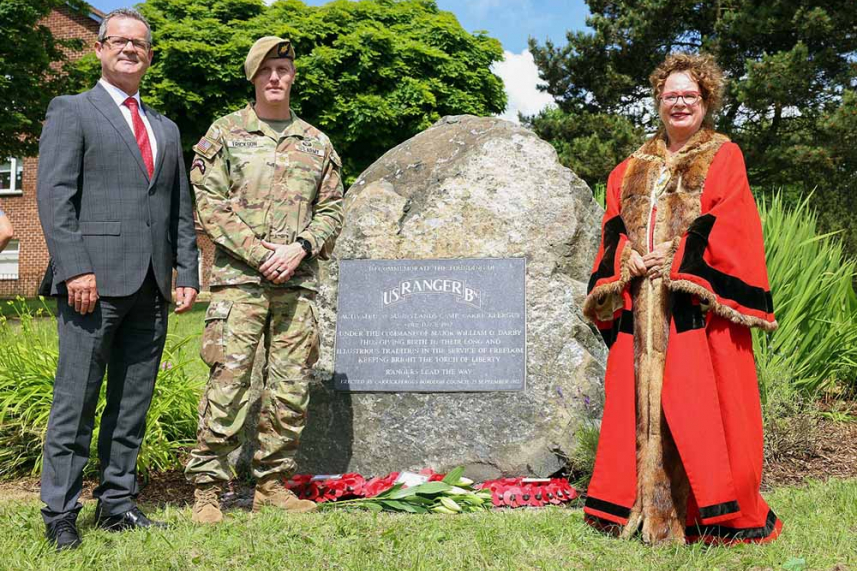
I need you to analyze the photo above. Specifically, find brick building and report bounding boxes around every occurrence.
[0,4,215,297]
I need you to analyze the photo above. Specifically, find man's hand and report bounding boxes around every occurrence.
[259,240,307,284]
[66,273,98,314]
[628,249,647,277]
[174,287,198,314]
[643,241,673,279]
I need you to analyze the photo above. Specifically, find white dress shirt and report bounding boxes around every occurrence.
[98,78,158,164]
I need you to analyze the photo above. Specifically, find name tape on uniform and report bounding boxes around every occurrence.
[297,143,325,157]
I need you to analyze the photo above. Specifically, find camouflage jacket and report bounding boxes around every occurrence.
[190,104,344,290]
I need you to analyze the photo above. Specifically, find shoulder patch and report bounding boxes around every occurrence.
[329,149,342,168]
[193,135,222,159]
[190,157,206,175]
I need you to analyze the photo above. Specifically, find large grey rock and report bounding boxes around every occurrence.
[237,115,607,479]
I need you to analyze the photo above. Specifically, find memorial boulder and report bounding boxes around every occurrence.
[253,115,608,479]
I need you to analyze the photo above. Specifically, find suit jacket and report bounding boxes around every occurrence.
[37,82,199,300]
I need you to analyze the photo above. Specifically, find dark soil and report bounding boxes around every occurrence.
[762,417,857,490]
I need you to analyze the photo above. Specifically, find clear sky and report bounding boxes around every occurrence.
[89,0,592,121]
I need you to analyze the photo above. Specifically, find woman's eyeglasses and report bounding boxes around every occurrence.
[660,91,701,106]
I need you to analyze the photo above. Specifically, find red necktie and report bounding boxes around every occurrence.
[123,96,154,179]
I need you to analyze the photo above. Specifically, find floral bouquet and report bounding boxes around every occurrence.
[285,467,577,513]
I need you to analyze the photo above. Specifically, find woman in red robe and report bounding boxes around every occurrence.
[581,53,782,545]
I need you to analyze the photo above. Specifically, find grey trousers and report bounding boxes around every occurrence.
[40,269,168,524]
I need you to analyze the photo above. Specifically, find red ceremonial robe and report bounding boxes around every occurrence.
[581,129,782,544]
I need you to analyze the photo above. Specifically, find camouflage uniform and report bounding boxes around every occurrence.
[185,104,343,484]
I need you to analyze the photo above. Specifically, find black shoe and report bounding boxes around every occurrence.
[95,505,167,531]
[46,515,82,551]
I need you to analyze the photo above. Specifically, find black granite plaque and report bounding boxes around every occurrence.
[334,258,526,392]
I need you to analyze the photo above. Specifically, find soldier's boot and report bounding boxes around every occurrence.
[252,476,317,513]
[192,483,224,524]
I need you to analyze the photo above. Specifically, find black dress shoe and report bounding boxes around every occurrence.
[95,506,167,531]
[46,515,82,551]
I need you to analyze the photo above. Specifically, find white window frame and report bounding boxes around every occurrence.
[0,158,24,196]
[0,239,19,280]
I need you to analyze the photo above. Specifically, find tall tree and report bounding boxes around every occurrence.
[0,0,86,158]
[73,0,506,184]
[527,0,857,251]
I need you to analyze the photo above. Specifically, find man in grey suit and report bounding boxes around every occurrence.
[37,8,199,550]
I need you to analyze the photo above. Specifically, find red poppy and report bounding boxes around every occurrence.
[339,473,366,497]
[363,472,400,498]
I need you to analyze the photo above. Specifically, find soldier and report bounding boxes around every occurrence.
[185,36,344,524]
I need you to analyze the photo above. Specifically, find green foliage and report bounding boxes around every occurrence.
[566,422,600,490]
[591,182,606,209]
[532,108,643,186]
[527,0,857,254]
[0,300,57,477]
[73,0,506,185]
[753,192,857,395]
[324,470,494,514]
[136,336,205,474]
[756,358,820,463]
[0,0,87,158]
[0,299,204,479]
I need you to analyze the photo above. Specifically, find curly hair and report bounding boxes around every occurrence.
[650,52,725,126]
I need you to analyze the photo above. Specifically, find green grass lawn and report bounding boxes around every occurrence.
[0,479,854,571]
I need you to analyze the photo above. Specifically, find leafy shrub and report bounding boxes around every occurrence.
[753,193,857,395]
[592,182,607,209]
[757,359,820,463]
[567,422,600,490]
[0,299,204,479]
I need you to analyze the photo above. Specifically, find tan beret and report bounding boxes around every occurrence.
[244,36,295,81]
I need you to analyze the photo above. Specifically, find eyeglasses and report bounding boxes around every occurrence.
[101,36,151,52]
[660,91,702,106]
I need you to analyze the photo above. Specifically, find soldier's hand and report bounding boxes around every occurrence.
[66,272,99,314]
[260,240,307,284]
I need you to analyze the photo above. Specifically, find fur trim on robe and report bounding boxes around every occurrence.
[581,129,782,545]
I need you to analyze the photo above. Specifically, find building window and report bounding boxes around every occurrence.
[0,240,19,280]
[0,158,24,195]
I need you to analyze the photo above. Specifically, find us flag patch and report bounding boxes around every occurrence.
[194,135,221,159]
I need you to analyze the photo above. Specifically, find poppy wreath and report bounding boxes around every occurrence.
[285,468,578,509]
[477,477,579,508]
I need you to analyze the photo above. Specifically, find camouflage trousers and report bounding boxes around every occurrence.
[184,284,319,484]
